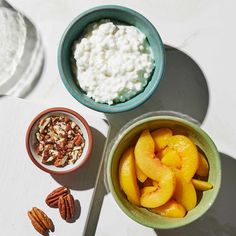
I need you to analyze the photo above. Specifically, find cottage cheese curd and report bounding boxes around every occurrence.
[73,20,155,105]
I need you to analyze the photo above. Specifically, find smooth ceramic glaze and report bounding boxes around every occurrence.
[26,107,93,175]
[106,116,221,229]
[58,5,165,113]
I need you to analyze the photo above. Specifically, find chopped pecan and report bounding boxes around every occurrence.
[39,118,51,133]
[35,144,43,155]
[64,116,70,123]
[66,124,72,132]
[73,134,83,146]
[35,115,85,167]
[54,156,68,167]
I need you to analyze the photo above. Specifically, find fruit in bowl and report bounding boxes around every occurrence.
[119,128,213,218]
[107,115,221,229]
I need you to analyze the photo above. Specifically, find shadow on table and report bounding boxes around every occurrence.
[155,153,236,236]
[51,127,106,190]
[21,16,44,98]
[106,45,209,135]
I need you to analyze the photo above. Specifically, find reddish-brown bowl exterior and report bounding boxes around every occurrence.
[25,107,93,175]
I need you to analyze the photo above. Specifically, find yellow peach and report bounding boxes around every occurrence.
[192,179,213,191]
[141,186,159,197]
[168,135,199,182]
[135,164,148,183]
[161,148,182,169]
[174,170,197,211]
[196,152,209,177]
[151,128,173,151]
[119,147,140,205]
[134,130,176,208]
[150,200,186,218]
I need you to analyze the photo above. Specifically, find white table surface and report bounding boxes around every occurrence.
[0,96,109,235]
[4,0,236,235]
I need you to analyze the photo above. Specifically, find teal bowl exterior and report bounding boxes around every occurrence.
[58,5,165,113]
[106,116,221,229]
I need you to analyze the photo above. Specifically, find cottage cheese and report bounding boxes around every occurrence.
[73,20,155,105]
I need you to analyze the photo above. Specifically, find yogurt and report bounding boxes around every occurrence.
[73,20,155,105]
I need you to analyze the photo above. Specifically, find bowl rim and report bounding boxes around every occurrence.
[57,5,165,113]
[106,115,221,229]
[25,107,93,175]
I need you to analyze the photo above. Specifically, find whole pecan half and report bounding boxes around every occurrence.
[58,194,75,221]
[28,207,54,235]
[45,186,69,208]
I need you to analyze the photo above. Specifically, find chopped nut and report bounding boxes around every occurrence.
[71,150,79,160]
[35,115,85,167]
[46,155,56,163]
[65,124,72,132]
[65,116,70,123]
[66,142,74,149]
[36,132,42,141]
[39,117,51,133]
[71,122,76,129]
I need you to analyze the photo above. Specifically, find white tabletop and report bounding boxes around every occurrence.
[4,0,236,235]
[0,96,109,236]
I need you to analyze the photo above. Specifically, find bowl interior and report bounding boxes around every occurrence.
[107,116,221,229]
[58,5,165,113]
[28,110,91,174]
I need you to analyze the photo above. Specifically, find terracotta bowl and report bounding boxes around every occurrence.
[26,107,92,175]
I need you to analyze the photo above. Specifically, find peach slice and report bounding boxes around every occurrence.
[196,152,209,177]
[135,164,148,183]
[151,128,173,151]
[174,170,197,211]
[134,130,176,208]
[192,179,213,191]
[141,186,159,199]
[168,135,199,182]
[161,148,182,169]
[150,200,186,218]
[119,147,140,205]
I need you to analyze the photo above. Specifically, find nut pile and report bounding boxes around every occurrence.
[28,186,77,235]
[35,115,85,167]
[45,186,75,221]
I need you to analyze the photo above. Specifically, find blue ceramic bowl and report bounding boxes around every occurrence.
[58,5,165,113]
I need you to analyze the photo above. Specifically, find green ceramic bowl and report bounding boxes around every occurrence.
[106,115,221,229]
[58,5,165,113]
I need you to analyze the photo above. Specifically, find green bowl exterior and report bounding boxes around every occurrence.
[58,5,165,113]
[107,116,221,229]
